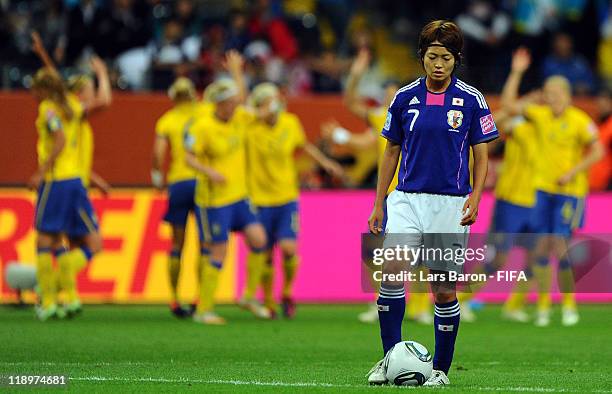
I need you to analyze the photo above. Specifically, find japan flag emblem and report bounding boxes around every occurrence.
[447,110,463,129]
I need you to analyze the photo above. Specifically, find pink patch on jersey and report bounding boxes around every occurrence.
[479,114,497,134]
[426,92,445,106]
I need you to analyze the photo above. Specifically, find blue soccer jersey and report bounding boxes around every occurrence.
[382,77,499,196]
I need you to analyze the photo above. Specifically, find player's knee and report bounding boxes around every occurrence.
[433,291,456,304]
[280,241,297,259]
[86,233,103,255]
[247,225,267,250]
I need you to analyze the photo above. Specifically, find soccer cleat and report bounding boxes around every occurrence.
[170,302,191,319]
[423,369,450,386]
[502,309,529,323]
[358,303,379,323]
[237,297,272,319]
[562,308,579,326]
[193,311,227,325]
[534,310,551,327]
[266,307,278,320]
[281,296,296,319]
[413,311,434,325]
[366,358,388,385]
[65,300,83,317]
[459,302,476,322]
[35,304,58,321]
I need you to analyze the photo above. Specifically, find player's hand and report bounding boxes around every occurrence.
[31,31,44,55]
[461,194,480,226]
[222,50,244,74]
[28,171,43,191]
[557,171,575,186]
[206,169,226,184]
[511,47,531,74]
[150,169,164,191]
[97,180,111,197]
[350,48,370,76]
[90,55,107,74]
[368,204,385,234]
[320,119,340,141]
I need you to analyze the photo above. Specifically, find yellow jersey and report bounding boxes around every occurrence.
[368,107,399,195]
[188,106,252,207]
[77,119,94,186]
[155,102,212,184]
[35,94,83,181]
[246,111,307,206]
[525,104,597,197]
[494,118,538,207]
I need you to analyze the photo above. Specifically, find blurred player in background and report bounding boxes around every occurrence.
[185,51,269,324]
[31,32,110,317]
[246,82,343,318]
[501,48,604,327]
[366,20,498,386]
[152,77,211,318]
[336,48,432,325]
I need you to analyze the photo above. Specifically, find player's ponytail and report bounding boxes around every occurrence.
[32,68,74,120]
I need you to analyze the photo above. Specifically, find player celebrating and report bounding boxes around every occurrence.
[246,82,343,318]
[340,48,432,325]
[501,48,604,327]
[30,69,98,320]
[366,20,498,386]
[152,77,211,318]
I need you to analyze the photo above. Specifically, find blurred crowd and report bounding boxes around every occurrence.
[1,0,612,97]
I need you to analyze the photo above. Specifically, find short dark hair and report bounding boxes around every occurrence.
[418,20,463,66]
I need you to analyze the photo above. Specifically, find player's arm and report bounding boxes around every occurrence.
[558,137,605,186]
[343,49,370,120]
[29,127,66,190]
[501,47,531,116]
[89,171,111,196]
[85,55,112,114]
[462,143,488,225]
[184,150,226,184]
[299,143,344,179]
[223,50,247,104]
[31,31,61,78]
[321,120,377,150]
[368,140,400,234]
[151,135,168,190]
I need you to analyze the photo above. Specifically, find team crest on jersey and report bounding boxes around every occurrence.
[447,110,463,129]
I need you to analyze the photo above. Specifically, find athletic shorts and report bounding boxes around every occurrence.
[532,190,585,237]
[257,201,298,249]
[195,199,259,243]
[163,179,196,226]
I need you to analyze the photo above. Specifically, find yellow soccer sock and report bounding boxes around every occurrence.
[282,254,298,298]
[504,271,532,311]
[195,248,208,302]
[65,247,90,303]
[533,259,552,312]
[243,251,267,300]
[261,260,275,310]
[197,258,222,314]
[561,292,576,310]
[559,260,577,310]
[55,248,72,304]
[168,250,181,303]
[36,248,56,308]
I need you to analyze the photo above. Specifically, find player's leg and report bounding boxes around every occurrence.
[359,197,386,324]
[168,225,188,316]
[193,204,227,325]
[531,191,554,327]
[256,206,276,316]
[276,201,299,318]
[239,200,270,318]
[36,231,60,320]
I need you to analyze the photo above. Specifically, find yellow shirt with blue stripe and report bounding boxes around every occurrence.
[155,102,211,184]
[525,104,597,198]
[246,111,307,206]
[368,107,399,195]
[36,94,83,181]
[187,106,252,208]
[495,118,538,207]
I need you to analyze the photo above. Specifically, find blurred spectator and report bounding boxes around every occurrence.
[174,0,202,38]
[542,32,596,95]
[589,89,612,190]
[95,0,151,60]
[598,6,612,91]
[249,0,298,62]
[151,18,198,90]
[225,8,251,52]
[31,0,66,65]
[456,0,511,92]
[64,0,105,65]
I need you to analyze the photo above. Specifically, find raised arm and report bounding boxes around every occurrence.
[223,50,247,104]
[344,48,371,120]
[501,47,531,116]
[31,31,61,78]
[86,55,112,113]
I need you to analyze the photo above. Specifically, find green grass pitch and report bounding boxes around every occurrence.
[0,304,611,393]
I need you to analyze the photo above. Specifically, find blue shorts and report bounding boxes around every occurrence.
[258,201,298,249]
[532,190,585,237]
[164,179,196,226]
[195,199,259,243]
[490,199,536,251]
[35,178,98,236]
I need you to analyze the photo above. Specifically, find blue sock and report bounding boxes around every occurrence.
[377,284,405,355]
[433,299,460,375]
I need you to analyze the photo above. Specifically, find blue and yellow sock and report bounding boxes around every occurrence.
[378,284,405,355]
[433,299,460,375]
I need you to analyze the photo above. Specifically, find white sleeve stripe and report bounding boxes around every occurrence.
[456,80,488,109]
[389,78,421,107]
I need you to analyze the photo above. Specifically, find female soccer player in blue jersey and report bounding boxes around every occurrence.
[366,20,499,386]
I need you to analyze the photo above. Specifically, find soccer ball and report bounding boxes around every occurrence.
[384,340,433,386]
